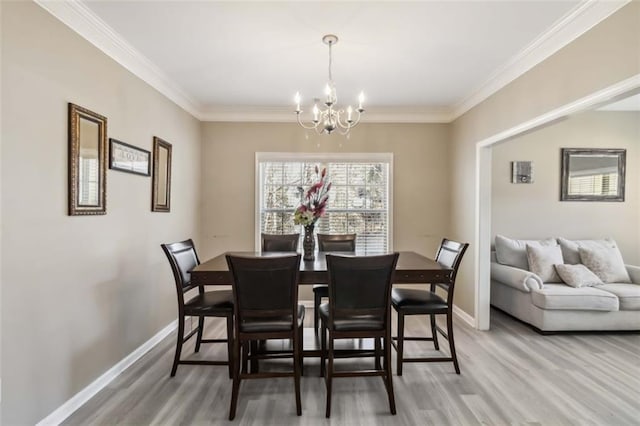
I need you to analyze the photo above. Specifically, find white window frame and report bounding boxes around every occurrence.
[255,152,394,252]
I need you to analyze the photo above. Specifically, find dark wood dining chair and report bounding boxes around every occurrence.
[313,233,356,334]
[160,239,233,378]
[391,238,469,375]
[225,254,304,420]
[261,233,300,252]
[319,253,399,418]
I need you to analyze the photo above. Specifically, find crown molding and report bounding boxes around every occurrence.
[37,0,627,124]
[199,106,454,123]
[451,0,629,120]
[34,0,204,119]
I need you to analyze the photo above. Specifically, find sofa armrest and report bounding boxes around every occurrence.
[625,265,640,284]
[491,262,543,292]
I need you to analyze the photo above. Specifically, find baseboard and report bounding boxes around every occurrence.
[36,320,178,426]
[453,304,477,328]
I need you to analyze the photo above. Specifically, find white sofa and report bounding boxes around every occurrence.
[490,236,640,332]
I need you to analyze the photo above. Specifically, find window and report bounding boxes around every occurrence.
[256,153,393,253]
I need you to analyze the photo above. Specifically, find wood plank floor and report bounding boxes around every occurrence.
[63,309,640,425]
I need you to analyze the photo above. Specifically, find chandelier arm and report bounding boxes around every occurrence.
[296,113,321,130]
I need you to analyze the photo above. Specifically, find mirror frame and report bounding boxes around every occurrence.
[560,148,626,202]
[151,136,172,212]
[68,103,107,216]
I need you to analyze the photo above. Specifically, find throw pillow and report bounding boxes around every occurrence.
[495,235,557,270]
[526,244,563,283]
[555,264,604,287]
[579,246,631,283]
[557,237,617,265]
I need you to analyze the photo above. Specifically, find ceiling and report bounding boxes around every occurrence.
[38,1,628,121]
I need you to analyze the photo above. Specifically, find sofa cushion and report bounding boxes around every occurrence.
[530,284,619,311]
[495,235,557,270]
[597,284,640,310]
[555,264,603,288]
[579,246,631,284]
[526,244,563,283]
[557,237,617,265]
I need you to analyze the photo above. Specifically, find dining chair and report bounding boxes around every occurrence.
[225,254,304,420]
[319,253,399,418]
[160,239,234,378]
[261,233,300,252]
[391,238,469,375]
[313,233,356,334]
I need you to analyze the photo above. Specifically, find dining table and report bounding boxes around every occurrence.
[190,250,452,360]
[191,250,452,287]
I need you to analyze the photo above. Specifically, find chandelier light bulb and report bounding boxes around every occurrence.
[294,92,301,112]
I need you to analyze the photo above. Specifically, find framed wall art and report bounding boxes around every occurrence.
[109,138,150,176]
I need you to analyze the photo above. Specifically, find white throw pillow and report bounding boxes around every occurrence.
[495,235,557,270]
[557,237,617,265]
[526,244,563,283]
[555,264,604,287]
[579,246,631,283]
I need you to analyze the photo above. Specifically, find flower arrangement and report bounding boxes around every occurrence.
[293,166,331,226]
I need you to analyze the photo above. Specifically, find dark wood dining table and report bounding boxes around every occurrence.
[191,250,451,359]
[191,250,451,286]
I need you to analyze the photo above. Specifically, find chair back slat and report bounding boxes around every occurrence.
[326,253,399,324]
[261,233,300,252]
[317,234,356,252]
[226,254,301,325]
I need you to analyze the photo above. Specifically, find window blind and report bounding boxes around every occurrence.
[258,157,391,253]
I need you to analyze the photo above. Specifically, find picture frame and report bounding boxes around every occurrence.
[109,138,151,176]
[68,103,107,216]
[152,137,172,212]
[561,148,626,202]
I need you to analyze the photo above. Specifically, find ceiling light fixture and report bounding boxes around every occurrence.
[294,34,364,135]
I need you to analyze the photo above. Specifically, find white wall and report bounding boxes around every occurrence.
[1,3,201,424]
[200,122,452,300]
[491,111,639,264]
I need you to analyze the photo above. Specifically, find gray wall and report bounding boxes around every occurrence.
[491,111,640,264]
[1,3,201,424]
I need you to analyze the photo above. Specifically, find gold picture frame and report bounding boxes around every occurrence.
[68,103,107,216]
[152,137,172,212]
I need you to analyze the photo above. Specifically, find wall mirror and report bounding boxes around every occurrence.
[68,103,107,215]
[152,137,172,212]
[561,148,626,202]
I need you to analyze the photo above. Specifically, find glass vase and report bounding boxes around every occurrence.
[303,224,316,260]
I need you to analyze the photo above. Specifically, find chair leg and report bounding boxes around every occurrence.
[250,340,259,373]
[374,337,382,370]
[293,328,302,416]
[226,315,234,379]
[194,316,205,353]
[320,319,327,378]
[314,292,321,334]
[229,337,242,420]
[447,312,460,374]
[241,341,249,374]
[396,313,404,376]
[430,314,439,350]
[298,324,304,377]
[170,317,185,377]
[325,332,334,418]
[384,335,396,415]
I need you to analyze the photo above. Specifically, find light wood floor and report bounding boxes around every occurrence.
[63,309,640,425]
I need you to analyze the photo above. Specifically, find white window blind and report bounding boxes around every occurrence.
[257,154,392,253]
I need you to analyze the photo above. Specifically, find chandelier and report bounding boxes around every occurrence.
[294,34,364,135]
